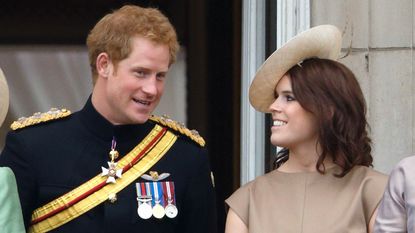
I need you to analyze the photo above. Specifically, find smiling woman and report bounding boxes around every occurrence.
[269,74,318,152]
[225,25,388,233]
[273,58,374,176]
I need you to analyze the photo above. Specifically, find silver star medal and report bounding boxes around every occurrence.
[101,160,122,183]
[102,140,123,184]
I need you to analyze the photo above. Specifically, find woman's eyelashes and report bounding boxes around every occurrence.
[274,93,296,102]
[285,94,296,101]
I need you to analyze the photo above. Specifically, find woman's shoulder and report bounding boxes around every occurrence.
[242,170,285,189]
[228,171,279,198]
[347,166,388,195]
[231,174,268,194]
[350,165,388,180]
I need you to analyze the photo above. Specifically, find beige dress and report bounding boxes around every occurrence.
[226,166,387,233]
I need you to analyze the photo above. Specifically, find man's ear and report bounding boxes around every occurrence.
[96,52,111,78]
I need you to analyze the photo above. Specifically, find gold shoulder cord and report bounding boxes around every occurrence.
[149,115,205,147]
[11,108,71,130]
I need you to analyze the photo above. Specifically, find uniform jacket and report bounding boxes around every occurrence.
[0,98,217,233]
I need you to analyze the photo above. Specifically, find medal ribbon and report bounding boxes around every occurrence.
[151,182,163,206]
[111,137,116,151]
[145,182,152,206]
[136,183,142,197]
[167,181,175,204]
[162,181,178,219]
[157,182,164,206]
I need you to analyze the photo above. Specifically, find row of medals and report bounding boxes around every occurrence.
[104,142,178,220]
[137,196,178,219]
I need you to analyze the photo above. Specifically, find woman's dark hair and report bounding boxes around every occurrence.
[274,58,373,177]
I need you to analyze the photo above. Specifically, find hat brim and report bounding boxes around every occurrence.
[0,68,10,126]
[249,24,342,113]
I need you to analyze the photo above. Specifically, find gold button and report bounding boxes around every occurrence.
[108,193,117,203]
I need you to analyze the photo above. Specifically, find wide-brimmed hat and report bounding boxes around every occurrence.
[0,68,9,125]
[249,24,342,113]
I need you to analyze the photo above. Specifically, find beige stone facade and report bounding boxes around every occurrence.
[311,0,414,173]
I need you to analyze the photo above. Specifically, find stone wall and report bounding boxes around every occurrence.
[311,0,414,173]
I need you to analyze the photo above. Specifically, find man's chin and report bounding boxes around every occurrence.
[131,114,151,124]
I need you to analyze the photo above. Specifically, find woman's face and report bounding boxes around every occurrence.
[268,74,318,149]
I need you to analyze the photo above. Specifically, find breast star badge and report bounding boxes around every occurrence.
[101,138,123,184]
[101,161,123,183]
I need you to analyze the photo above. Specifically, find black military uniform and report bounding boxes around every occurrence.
[0,97,217,233]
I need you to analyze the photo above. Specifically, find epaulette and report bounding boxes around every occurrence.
[10,108,71,130]
[149,115,205,147]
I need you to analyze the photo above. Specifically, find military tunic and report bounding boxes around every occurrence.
[0,98,217,233]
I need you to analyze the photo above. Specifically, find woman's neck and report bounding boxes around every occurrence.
[277,143,335,173]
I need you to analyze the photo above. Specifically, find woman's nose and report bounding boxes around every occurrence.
[268,97,281,112]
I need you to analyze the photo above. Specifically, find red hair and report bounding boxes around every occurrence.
[87,5,179,85]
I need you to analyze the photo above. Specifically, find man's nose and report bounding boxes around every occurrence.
[142,76,158,96]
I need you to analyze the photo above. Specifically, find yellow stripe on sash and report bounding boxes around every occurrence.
[29,125,177,233]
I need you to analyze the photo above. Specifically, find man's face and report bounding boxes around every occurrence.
[98,36,170,125]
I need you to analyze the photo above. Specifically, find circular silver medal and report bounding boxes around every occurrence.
[165,204,178,218]
[137,202,153,219]
[152,203,165,219]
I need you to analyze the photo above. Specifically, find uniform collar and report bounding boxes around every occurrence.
[79,96,153,142]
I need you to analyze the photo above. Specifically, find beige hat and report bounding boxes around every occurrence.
[249,24,342,113]
[0,68,9,125]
